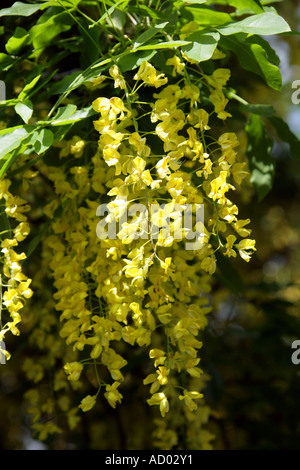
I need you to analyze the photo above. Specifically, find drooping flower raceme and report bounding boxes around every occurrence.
[12,59,255,448]
[0,179,33,360]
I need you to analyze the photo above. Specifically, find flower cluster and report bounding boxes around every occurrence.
[0,179,33,359]
[86,60,255,419]
[9,58,255,447]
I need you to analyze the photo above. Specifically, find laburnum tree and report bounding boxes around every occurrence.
[0,0,299,450]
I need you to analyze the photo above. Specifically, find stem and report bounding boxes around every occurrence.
[94,360,103,397]
[145,187,157,256]
[226,91,249,106]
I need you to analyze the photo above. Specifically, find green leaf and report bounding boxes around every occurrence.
[217,12,291,36]
[181,31,220,62]
[19,75,41,100]
[135,40,191,51]
[14,100,33,124]
[246,114,275,201]
[268,116,300,160]
[117,50,157,72]
[281,30,300,37]
[51,106,96,126]
[78,18,102,65]
[0,127,29,161]
[44,0,82,5]
[50,104,77,124]
[29,11,74,52]
[0,2,43,17]
[220,34,282,90]
[52,125,73,144]
[49,71,89,96]
[182,0,207,3]
[260,0,283,4]
[0,53,14,71]
[247,34,280,66]
[249,42,282,90]
[0,143,29,179]
[5,27,30,55]
[0,127,33,178]
[207,0,264,14]
[133,22,169,50]
[128,5,162,20]
[239,103,276,117]
[182,6,232,26]
[31,129,54,154]
[40,105,95,126]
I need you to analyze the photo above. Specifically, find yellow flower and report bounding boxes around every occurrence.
[90,75,106,87]
[231,162,249,185]
[109,64,126,90]
[209,88,231,120]
[166,55,185,76]
[201,256,216,275]
[182,84,200,106]
[79,394,97,412]
[212,48,226,60]
[234,219,252,237]
[218,132,239,150]
[103,146,121,167]
[13,222,30,242]
[104,382,123,408]
[147,392,169,417]
[159,257,173,272]
[157,366,169,385]
[218,204,238,223]
[134,61,168,88]
[141,169,154,186]
[129,132,150,156]
[67,408,81,430]
[156,304,172,324]
[179,21,199,40]
[69,135,85,158]
[92,97,110,115]
[149,349,166,367]
[238,238,256,262]
[206,68,231,89]
[92,96,130,120]
[143,373,160,393]
[64,362,83,381]
[179,390,203,411]
[208,171,235,203]
[224,234,237,258]
[1,238,18,250]
[194,109,210,131]
[129,301,143,325]
[110,97,131,120]
[101,348,127,381]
